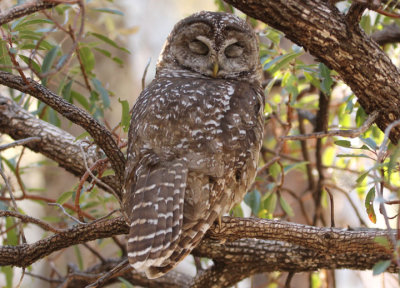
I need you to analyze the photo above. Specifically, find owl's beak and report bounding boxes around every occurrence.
[212,62,219,78]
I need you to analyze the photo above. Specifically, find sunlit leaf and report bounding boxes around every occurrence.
[264,192,277,215]
[374,236,390,249]
[93,8,124,15]
[0,266,13,288]
[119,98,130,132]
[283,161,309,173]
[231,204,244,217]
[279,196,294,217]
[365,187,376,224]
[334,140,352,148]
[269,162,281,179]
[263,50,303,75]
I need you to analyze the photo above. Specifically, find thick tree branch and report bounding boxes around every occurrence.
[225,0,400,143]
[372,23,400,45]
[0,72,125,190]
[0,95,119,193]
[0,216,395,283]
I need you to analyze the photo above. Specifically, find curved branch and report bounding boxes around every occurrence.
[0,95,119,193]
[226,0,400,143]
[0,216,395,275]
[0,1,59,26]
[0,72,125,189]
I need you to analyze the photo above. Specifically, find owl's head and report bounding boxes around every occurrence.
[157,11,261,82]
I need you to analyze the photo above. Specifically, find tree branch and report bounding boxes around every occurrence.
[0,1,59,26]
[0,95,119,193]
[0,71,125,190]
[0,216,395,283]
[225,0,400,143]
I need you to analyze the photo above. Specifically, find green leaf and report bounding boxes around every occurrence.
[269,162,281,179]
[334,140,351,148]
[92,78,110,108]
[13,19,53,31]
[337,153,374,159]
[6,217,18,245]
[372,260,391,275]
[0,266,13,288]
[101,169,115,177]
[119,98,130,132]
[279,196,294,217]
[263,50,303,75]
[79,46,95,73]
[284,161,309,173]
[0,40,12,73]
[89,32,130,54]
[93,8,124,16]
[18,54,41,73]
[365,187,376,224]
[356,170,369,184]
[231,204,244,217]
[319,63,333,95]
[244,190,261,215]
[118,277,135,288]
[62,80,73,102]
[359,137,377,151]
[74,245,84,270]
[71,90,90,110]
[56,191,73,205]
[41,45,60,86]
[264,192,277,215]
[374,236,390,249]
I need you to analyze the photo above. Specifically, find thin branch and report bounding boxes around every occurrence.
[282,110,379,141]
[0,95,119,193]
[0,1,59,26]
[0,137,40,152]
[0,71,126,188]
[0,210,63,233]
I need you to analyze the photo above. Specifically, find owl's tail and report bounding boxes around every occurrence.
[126,159,188,278]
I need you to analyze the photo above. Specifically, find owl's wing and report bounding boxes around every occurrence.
[125,158,188,274]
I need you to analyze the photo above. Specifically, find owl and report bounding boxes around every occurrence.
[123,11,264,278]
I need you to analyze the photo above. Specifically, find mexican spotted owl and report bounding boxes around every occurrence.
[123,11,264,278]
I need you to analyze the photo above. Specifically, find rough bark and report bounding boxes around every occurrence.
[0,95,119,193]
[225,0,400,143]
[0,216,395,287]
[0,71,126,190]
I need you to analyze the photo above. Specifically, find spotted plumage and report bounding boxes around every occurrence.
[123,11,264,278]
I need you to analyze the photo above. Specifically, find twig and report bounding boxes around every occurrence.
[0,136,40,151]
[0,210,64,233]
[374,119,400,267]
[48,202,86,225]
[0,71,126,186]
[282,110,379,141]
[0,165,27,243]
[85,258,130,288]
[325,187,335,227]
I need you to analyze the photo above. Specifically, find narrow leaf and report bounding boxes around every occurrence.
[56,191,73,205]
[365,187,376,224]
[119,98,130,132]
[372,260,391,275]
[279,196,294,217]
